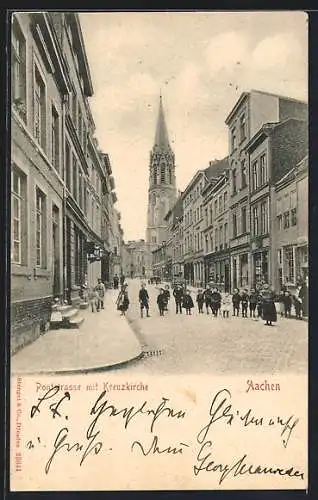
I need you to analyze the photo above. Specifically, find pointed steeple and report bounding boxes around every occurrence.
[154,94,170,150]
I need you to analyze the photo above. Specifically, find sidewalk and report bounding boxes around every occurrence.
[11,289,143,375]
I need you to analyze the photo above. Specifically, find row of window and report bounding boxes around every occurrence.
[230,112,247,152]
[184,180,204,208]
[277,246,307,284]
[277,209,297,230]
[205,190,229,227]
[184,205,203,227]
[12,168,49,267]
[12,17,98,196]
[11,165,103,266]
[153,164,173,185]
[251,201,269,237]
[205,223,229,253]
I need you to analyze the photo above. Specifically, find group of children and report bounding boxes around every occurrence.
[278,290,303,320]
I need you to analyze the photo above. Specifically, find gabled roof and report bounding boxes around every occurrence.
[225,88,307,126]
[204,156,229,180]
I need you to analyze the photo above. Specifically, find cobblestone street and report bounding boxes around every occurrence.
[122,279,308,375]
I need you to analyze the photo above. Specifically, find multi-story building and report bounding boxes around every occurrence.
[202,170,231,291]
[152,242,167,280]
[245,118,307,289]
[182,158,229,287]
[11,12,123,353]
[164,195,183,282]
[146,95,177,250]
[273,156,308,293]
[124,240,152,279]
[225,89,307,290]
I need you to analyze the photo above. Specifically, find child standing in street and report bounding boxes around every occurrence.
[283,291,292,318]
[196,289,205,313]
[157,289,166,316]
[241,289,249,318]
[249,288,258,318]
[88,287,98,313]
[221,292,231,318]
[232,288,241,316]
[182,290,194,315]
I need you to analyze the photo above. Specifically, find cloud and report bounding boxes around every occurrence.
[252,33,305,71]
[204,31,249,74]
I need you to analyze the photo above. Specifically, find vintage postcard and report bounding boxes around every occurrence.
[9,10,308,491]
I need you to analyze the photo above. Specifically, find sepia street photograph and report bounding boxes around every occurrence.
[10,10,308,377]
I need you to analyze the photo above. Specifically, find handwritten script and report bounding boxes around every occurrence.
[25,385,304,486]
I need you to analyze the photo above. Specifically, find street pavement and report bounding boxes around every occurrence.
[123,278,308,375]
[11,288,142,375]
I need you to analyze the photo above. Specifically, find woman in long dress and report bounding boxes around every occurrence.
[116,284,130,316]
[260,283,277,326]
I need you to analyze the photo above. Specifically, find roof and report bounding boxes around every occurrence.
[245,117,307,152]
[275,154,308,187]
[204,156,229,180]
[154,95,171,150]
[164,195,183,222]
[225,89,307,125]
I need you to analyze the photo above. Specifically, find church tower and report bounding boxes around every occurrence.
[146,95,177,248]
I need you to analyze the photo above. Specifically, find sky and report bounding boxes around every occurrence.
[79,11,308,241]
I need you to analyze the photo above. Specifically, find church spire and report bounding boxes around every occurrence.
[154,94,170,150]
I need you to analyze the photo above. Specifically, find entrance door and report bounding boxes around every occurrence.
[52,206,60,297]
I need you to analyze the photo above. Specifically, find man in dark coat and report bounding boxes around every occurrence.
[203,284,213,315]
[157,289,166,316]
[139,283,150,318]
[298,279,308,317]
[163,285,171,311]
[211,288,222,317]
[249,288,258,318]
[196,289,205,313]
[182,290,194,315]
[232,288,241,316]
[173,284,183,314]
[113,274,119,289]
[240,289,249,318]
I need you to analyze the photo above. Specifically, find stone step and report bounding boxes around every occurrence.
[71,297,82,307]
[68,316,85,328]
[50,310,63,329]
[62,308,79,321]
[58,304,74,313]
[79,302,89,310]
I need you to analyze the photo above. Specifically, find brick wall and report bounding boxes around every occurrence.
[272,120,308,183]
[11,296,52,355]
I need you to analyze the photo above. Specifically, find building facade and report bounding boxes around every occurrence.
[202,171,231,291]
[124,240,152,279]
[273,156,308,293]
[146,95,177,250]
[164,195,184,282]
[245,118,308,289]
[11,12,123,353]
[225,89,308,290]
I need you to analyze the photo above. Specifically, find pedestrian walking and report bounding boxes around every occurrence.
[113,274,119,290]
[157,289,166,316]
[182,290,194,315]
[293,290,303,319]
[221,292,231,318]
[249,288,258,318]
[260,283,277,326]
[139,283,150,318]
[203,284,213,315]
[241,289,249,318]
[116,284,130,316]
[283,291,292,318]
[120,274,125,286]
[211,288,222,317]
[232,288,241,316]
[95,278,106,311]
[196,289,205,313]
[173,284,183,314]
[298,278,308,317]
[163,285,171,311]
[88,287,98,313]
